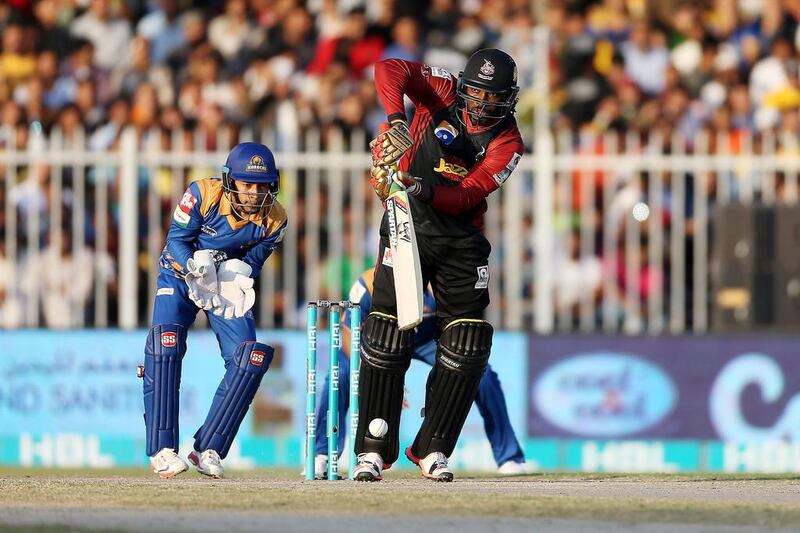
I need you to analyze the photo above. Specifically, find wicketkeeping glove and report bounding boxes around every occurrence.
[185,249,220,311]
[214,259,256,320]
[370,120,412,167]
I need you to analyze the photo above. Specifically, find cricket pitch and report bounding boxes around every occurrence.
[1,468,799,532]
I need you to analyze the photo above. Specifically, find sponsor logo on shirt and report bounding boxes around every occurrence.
[179,191,197,213]
[173,206,191,227]
[433,157,468,181]
[430,66,451,79]
[492,152,522,186]
[382,247,394,268]
[156,287,174,296]
[201,224,217,236]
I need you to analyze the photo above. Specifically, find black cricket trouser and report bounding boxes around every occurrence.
[370,232,491,329]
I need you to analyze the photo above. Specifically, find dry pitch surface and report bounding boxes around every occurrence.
[1,468,800,532]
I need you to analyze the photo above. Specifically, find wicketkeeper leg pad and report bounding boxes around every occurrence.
[355,312,414,463]
[411,319,493,458]
[193,341,273,458]
[143,324,188,456]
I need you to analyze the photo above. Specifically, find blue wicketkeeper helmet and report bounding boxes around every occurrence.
[222,142,280,216]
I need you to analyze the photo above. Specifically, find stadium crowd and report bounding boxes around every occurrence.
[2,0,800,329]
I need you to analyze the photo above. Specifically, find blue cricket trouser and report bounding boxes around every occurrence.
[314,340,525,466]
[145,272,256,454]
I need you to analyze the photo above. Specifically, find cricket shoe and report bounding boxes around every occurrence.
[150,448,189,479]
[405,447,453,482]
[497,460,531,476]
[353,452,385,482]
[188,449,224,479]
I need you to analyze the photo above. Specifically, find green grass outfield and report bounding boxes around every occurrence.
[2,468,800,529]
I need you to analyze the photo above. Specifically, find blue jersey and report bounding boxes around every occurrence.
[160,178,288,278]
[344,269,437,347]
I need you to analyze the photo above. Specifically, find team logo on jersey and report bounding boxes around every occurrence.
[433,157,468,181]
[250,350,266,366]
[475,265,489,289]
[479,59,495,80]
[246,155,268,173]
[161,332,177,348]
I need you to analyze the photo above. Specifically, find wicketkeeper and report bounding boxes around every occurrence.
[142,142,287,479]
[354,49,525,481]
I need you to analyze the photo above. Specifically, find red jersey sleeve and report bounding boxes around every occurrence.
[431,128,524,214]
[374,59,456,122]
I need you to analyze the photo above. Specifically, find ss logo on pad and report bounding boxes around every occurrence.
[251,351,265,366]
[161,332,177,348]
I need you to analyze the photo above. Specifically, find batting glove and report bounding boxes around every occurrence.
[393,169,432,203]
[369,165,393,202]
[370,120,412,167]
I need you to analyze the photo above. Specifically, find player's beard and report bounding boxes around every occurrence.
[466,102,501,128]
[233,192,272,219]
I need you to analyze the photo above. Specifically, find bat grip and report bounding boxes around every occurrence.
[384,164,404,194]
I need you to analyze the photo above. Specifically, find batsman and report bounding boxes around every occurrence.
[354,49,524,482]
[142,142,287,479]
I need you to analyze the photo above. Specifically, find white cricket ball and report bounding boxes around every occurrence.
[632,202,650,222]
[368,418,388,438]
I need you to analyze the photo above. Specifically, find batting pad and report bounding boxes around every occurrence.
[193,341,273,458]
[355,313,414,463]
[143,324,188,456]
[412,319,493,458]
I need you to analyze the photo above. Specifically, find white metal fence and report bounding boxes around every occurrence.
[1,125,798,332]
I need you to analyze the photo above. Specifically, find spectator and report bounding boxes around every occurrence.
[111,36,174,108]
[35,227,97,329]
[622,22,670,95]
[257,6,316,70]
[0,23,36,91]
[381,17,423,62]
[136,0,186,65]
[89,96,129,151]
[70,0,132,72]
[33,0,74,60]
[306,8,385,79]
[207,0,263,71]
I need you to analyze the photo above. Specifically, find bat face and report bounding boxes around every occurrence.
[386,189,424,331]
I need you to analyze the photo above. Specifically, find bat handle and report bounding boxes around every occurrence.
[384,164,404,194]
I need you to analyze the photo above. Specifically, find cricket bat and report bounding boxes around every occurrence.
[385,169,423,330]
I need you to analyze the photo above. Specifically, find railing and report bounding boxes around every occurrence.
[1,125,798,332]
